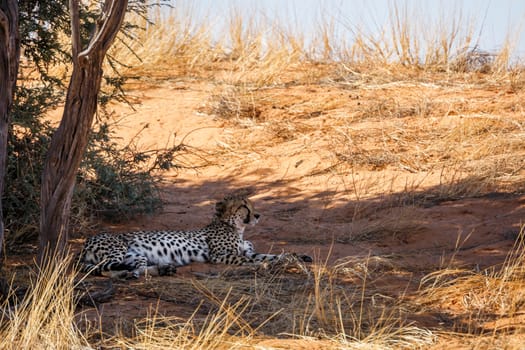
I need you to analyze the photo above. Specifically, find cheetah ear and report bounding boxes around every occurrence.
[215,200,226,216]
[226,186,256,200]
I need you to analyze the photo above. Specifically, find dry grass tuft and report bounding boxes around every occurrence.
[55,251,433,349]
[112,296,259,349]
[205,85,265,123]
[418,226,525,335]
[0,254,88,350]
[103,258,435,349]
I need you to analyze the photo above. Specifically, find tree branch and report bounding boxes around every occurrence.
[70,0,80,64]
[39,0,128,263]
[81,0,128,58]
[0,0,20,267]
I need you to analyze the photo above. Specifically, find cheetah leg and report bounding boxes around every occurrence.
[140,264,177,276]
[209,252,253,265]
[242,240,313,263]
[119,255,149,279]
[242,240,256,255]
[81,257,126,276]
[208,245,279,265]
[210,241,313,266]
[121,258,177,278]
[242,240,281,263]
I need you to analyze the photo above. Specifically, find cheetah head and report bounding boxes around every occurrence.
[214,191,260,231]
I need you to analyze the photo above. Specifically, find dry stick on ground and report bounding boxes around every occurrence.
[0,1,19,269]
[76,280,116,307]
[39,0,128,264]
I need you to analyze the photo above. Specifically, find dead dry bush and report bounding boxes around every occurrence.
[205,86,265,123]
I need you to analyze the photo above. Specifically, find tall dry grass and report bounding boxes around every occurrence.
[343,2,478,69]
[6,243,525,348]
[420,226,525,322]
[103,256,435,349]
[0,255,434,349]
[111,1,523,81]
[113,2,525,198]
[0,255,88,350]
[416,226,525,347]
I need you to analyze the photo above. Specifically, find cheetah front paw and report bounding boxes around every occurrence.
[298,254,313,263]
[283,253,313,263]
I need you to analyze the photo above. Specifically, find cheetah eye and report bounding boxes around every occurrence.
[240,204,251,214]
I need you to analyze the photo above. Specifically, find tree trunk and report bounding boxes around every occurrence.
[39,0,128,264]
[0,1,19,267]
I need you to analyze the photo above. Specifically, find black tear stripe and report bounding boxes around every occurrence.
[242,204,251,224]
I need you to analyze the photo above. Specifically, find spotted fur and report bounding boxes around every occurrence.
[78,192,312,278]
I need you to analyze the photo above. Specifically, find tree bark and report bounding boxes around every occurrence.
[39,0,128,264]
[0,0,19,267]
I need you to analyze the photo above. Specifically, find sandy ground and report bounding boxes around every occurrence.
[100,80,524,271]
[23,76,525,347]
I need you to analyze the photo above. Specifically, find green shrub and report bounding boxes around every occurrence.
[4,114,186,246]
[3,1,177,248]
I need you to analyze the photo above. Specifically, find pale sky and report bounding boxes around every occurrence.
[171,0,525,61]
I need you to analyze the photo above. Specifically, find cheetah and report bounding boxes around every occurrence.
[78,191,312,278]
